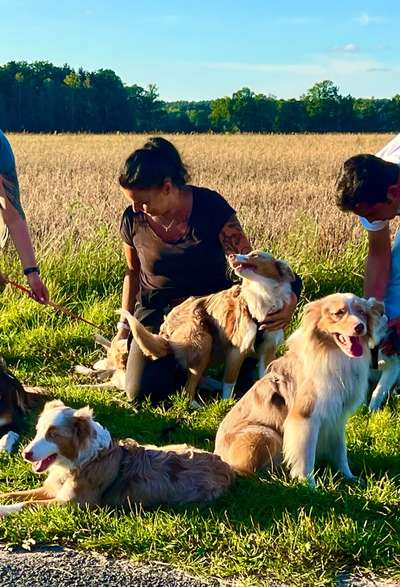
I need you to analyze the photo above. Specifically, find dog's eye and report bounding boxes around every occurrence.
[358,309,367,318]
[332,308,346,318]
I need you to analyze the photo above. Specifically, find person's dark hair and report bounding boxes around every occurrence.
[119,137,189,190]
[336,154,399,212]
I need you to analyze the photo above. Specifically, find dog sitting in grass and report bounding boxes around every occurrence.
[215,294,385,487]
[121,250,295,402]
[0,399,235,516]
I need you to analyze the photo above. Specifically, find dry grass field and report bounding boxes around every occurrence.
[10,132,395,262]
[1,133,399,586]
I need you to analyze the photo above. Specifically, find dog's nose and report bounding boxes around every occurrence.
[23,450,34,461]
[354,323,365,335]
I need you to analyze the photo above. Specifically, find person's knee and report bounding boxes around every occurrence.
[125,341,147,402]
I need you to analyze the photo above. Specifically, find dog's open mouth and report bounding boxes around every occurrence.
[31,453,57,473]
[333,333,364,358]
[230,259,255,271]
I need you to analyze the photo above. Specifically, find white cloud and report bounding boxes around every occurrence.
[366,67,393,72]
[331,43,359,53]
[353,12,387,26]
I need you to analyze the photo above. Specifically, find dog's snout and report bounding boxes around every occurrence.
[23,449,34,461]
[354,323,365,335]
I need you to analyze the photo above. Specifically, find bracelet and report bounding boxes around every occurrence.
[23,266,40,276]
[117,321,130,332]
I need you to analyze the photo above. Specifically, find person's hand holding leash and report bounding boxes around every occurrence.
[26,270,49,304]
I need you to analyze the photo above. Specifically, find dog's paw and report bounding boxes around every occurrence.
[0,503,24,517]
[74,364,96,376]
[0,431,20,453]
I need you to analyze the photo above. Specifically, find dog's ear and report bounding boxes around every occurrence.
[73,406,93,442]
[364,297,387,348]
[74,405,93,420]
[365,297,385,316]
[302,300,322,330]
[275,260,295,283]
[43,399,65,412]
[15,386,40,412]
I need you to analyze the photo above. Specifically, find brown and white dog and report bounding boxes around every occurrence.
[121,251,295,401]
[214,293,385,486]
[0,400,234,516]
[0,364,39,453]
[74,335,128,390]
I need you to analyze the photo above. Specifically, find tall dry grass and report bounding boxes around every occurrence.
[9,132,397,264]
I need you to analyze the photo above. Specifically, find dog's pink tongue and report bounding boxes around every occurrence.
[32,454,57,473]
[349,336,363,357]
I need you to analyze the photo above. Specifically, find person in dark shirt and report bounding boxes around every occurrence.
[115,137,302,403]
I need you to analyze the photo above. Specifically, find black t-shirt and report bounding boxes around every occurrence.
[120,186,235,309]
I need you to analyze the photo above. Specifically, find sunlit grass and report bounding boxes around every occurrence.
[0,134,399,585]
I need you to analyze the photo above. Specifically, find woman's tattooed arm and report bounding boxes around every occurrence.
[218,214,252,255]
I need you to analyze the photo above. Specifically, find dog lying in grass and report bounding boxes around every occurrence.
[121,250,295,402]
[0,362,40,453]
[215,294,385,487]
[74,335,128,390]
[0,400,235,516]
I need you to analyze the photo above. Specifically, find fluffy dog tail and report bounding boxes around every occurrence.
[119,309,170,360]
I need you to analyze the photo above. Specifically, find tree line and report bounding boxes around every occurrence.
[1,61,399,133]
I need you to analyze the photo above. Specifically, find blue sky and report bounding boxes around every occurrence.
[1,0,399,101]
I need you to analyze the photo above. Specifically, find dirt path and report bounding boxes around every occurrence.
[0,546,398,586]
[0,547,221,587]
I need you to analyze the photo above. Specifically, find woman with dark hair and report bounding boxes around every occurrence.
[115,137,301,404]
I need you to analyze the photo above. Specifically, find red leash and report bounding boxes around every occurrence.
[3,276,101,330]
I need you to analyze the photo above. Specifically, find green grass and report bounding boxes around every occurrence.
[0,238,399,586]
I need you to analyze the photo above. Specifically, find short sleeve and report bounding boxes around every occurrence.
[0,131,15,175]
[194,187,236,235]
[120,206,135,247]
[0,131,25,218]
[359,216,388,232]
[376,133,400,164]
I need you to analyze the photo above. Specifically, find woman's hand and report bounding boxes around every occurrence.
[27,272,49,304]
[258,292,298,332]
[112,327,130,346]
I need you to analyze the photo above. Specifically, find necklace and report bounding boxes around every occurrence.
[159,216,177,232]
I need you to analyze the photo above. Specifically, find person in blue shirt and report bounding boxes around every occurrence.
[0,130,48,303]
